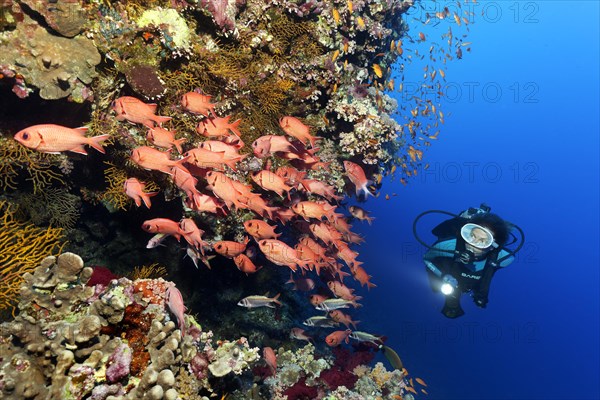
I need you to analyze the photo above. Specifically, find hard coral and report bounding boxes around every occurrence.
[0,15,101,101]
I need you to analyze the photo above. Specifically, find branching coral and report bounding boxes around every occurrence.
[17,187,81,230]
[0,200,65,316]
[0,136,67,194]
[130,263,168,280]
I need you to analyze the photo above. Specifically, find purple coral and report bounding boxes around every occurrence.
[106,343,132,383]
[200,0,236,31]
[190,352,209,380]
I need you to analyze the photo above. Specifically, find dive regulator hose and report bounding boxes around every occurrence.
[412,209,526,261]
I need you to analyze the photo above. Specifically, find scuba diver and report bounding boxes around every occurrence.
[413,204,525,318]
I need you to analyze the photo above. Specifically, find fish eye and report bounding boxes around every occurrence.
[22,132,29,140]
[217,244,222,249]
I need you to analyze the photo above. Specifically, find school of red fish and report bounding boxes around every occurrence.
[14,92,380,348]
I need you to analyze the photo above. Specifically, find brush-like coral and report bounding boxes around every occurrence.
[0,200,65,316]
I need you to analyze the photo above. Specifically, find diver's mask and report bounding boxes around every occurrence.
[461,223,495,250]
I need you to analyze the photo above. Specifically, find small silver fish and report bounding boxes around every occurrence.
[185,246,215,269]
[237,293,282,308]
[303,316,340,328]
[349,331,384,346]
[315,298,361,311]
[147,233,167,249]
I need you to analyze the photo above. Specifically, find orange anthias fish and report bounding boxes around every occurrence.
[14,124,109,155]
[146,127,186,154]
[142,218,185,241]
[131,146,188,175]
[343,161,373,198]
[279,116,320,148]
[181,91,217,117]
[113,96,171,129]
[351,264,377,290]
[123,178,158,208]
[325,329,352,347]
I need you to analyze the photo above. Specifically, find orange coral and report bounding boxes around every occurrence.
[133,279,168,305]
[0,200,66,316]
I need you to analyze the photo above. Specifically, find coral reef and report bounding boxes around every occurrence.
[0,0,472,396]
[0,253,259,399]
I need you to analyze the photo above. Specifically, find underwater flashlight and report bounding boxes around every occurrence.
[441,275,458,296]
[441,282,454,295]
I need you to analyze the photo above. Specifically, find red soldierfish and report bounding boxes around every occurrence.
[123,178,158,208]
[279,116,320,148]
[243,219,281,240]
[113,96,171,128]
[166,284,187,336]
[233,253,262,275]
[141,218,185,241]
[325,329,352,347]
[131,146,188,175]
[14,124,109,155]
[181,91,217,117]
[146,127,186,154]
[263,347,277,375]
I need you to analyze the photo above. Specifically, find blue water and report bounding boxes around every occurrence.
[354,2,600,399]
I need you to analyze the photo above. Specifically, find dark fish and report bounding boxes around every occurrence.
[381,345,404,370]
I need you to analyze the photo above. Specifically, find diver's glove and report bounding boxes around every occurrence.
[473,294,488,308]
[442,275,458,288]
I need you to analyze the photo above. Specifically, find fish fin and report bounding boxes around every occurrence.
[174,138,187,154]
[272,293,282,306]
[285,272,295,286]
[141,192,158,209]
[74,126,89,136]
[88,134,110,154]
[366,216,375,225]
[309,136,322,148]
[71,145,88,155]
[228,119,242,137]
[147,103,158,112]
[154,115,172,127]
[133,197,142,207]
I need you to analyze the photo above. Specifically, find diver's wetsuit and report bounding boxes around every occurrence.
[424,239,514,318]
